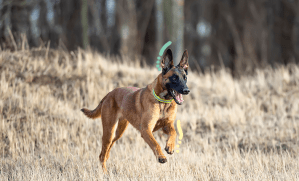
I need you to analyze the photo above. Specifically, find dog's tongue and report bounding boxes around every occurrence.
[175,91,184,103]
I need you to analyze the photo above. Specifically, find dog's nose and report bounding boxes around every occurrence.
[183,88,190,94]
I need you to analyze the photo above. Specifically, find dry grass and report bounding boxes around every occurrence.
[1,48,299,180]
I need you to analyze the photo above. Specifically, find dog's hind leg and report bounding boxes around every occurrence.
[106,118,129,159]
[99,109,118,172]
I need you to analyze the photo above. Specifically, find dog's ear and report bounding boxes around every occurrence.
[178,49,189,75]
[161,49,174,75]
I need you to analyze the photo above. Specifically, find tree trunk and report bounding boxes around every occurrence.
[81,0,89,49]
[173,0,184,65]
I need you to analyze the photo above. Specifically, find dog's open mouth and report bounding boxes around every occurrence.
[170,89,184,105]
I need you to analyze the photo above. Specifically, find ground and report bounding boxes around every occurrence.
[1,48,299,180]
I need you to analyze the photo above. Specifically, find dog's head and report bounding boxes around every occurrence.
[161,49,190,105]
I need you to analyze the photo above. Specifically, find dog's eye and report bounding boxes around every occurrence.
[184,76,187,81]
[173,77,177,81]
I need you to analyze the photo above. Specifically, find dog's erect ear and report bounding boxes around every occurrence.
[178,49,189,75]
[161,49,174,75]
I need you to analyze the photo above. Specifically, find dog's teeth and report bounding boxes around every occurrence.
[178,94,183,103]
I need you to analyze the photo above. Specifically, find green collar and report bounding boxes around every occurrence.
[153,89,173,103]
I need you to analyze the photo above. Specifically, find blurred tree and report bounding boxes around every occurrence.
[81,0,89,49]
[155,0,163,57]
[173,0,184,65]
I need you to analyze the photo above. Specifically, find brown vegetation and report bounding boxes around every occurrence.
[1,48,299,180]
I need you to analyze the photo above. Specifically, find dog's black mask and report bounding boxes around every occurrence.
[161,49,190,105]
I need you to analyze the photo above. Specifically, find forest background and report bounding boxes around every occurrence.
[2,0,299,74]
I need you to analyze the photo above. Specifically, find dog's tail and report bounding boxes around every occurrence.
[81,95,108,119]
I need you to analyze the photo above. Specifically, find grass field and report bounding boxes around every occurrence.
[1,48,299,180]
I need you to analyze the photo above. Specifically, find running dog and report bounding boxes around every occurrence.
[81,49,190,171]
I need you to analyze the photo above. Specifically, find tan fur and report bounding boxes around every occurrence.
[81,71,178,172]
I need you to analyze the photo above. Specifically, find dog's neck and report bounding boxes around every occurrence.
[152,73,172,100]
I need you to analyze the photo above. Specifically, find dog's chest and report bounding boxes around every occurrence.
[158,103,172,119]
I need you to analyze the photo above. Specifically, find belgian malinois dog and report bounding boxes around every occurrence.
[81,49,190,172]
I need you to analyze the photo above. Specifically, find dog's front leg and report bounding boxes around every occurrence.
[141,127,167,163]
[162,122,177,155]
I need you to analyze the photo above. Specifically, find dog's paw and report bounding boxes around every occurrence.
[165,144,175,155]
[158,156,167,163]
